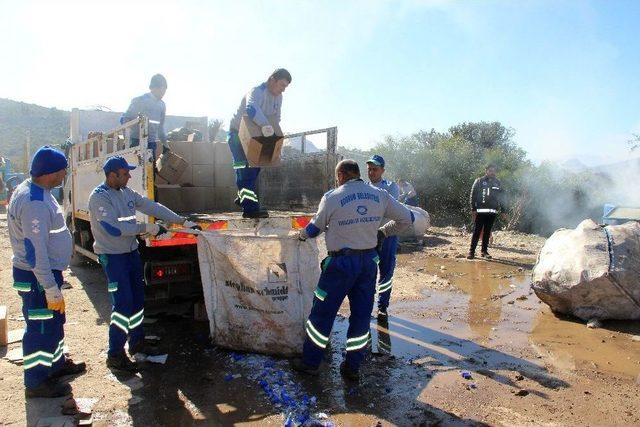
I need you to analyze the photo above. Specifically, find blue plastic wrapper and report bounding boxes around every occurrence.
[461,371,473,380]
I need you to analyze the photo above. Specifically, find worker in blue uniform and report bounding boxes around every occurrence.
[121,74,170,154]
[8,146,86,398]
[88,156,201,372]
[291,159,413,381]
[228,68,292,218]
[366,155,400,320]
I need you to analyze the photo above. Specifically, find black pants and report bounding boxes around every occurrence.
[470,213,496,254]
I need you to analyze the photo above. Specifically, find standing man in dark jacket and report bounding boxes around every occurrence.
[467,164,504,259]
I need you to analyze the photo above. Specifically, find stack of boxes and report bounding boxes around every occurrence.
[156,142,238,213]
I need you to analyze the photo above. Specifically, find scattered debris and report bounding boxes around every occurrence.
[7,328,24,344]
[631,335,640,342]
[515,374,525,381]
[35,416,75,427]
[145,354,168,364]
[587,319,602,329]
[461,371,473,380]
[61,281,73,290]
[129,396,144,405]
[5,347,23,364]
[514,389,529,397]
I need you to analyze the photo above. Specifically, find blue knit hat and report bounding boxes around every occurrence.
[30,146,68,177]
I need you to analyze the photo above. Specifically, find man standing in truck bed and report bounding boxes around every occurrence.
[121,74,170,155]
[228,68,292,218]
[88,155,200,372]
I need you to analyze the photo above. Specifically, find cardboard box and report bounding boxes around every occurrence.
[214,142,233,166]
[191,143,215,165]
[0,306,7,346]
[156,151,188,184]
[192,164,215,187]
[169,142,193,163]
[238,115,283,167]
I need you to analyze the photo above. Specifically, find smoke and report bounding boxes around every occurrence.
[516,157,640,236]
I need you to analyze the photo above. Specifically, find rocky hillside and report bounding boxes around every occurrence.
[0,98,68,167]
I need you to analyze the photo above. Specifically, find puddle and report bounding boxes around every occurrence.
[379,255,639,380]
[530,307,640,378]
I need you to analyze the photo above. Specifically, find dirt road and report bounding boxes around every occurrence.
[1,219,639,426]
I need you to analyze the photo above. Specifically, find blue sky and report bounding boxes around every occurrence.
[1,0,638,165]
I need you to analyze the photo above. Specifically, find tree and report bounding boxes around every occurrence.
[449,121,515,149]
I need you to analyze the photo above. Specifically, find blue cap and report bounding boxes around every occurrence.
[30,146,68,177]
[366,154,385,168]
[103,156,136,174]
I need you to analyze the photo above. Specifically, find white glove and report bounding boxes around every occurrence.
[261,125,275,137]
[145,223,160,235]
[183,220,201,230]
[293,229,307,241]
[44,286,65,313]
[144,223,168,236]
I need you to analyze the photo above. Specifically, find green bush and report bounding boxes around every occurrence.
[356,121,607,236]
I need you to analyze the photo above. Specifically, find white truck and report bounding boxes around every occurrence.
[64,112,340,299]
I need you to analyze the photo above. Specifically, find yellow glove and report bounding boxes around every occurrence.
[44,286,65,314]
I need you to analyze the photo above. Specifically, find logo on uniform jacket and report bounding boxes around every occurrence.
[127,200,135,210]
[356,205,368,215]
[31,219,40,234]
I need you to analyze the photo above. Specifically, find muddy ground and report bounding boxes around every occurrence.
[1,219,639,426]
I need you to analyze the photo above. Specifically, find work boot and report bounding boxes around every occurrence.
[466,252,475,260]
[480,252,492,259]
[50,358,87,379]
[290,358,320,376]
[339,361,360,381]
[243,209,269,219]
[25,378,72,398]
[106,354,139,373]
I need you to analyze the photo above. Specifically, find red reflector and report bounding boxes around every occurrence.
[208,220,228,230]
[154,267,164,278]
[292,216,311,229]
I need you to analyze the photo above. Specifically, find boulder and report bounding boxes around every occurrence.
[532,219,640,321]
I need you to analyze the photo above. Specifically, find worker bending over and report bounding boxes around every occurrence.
[88,156,200,372]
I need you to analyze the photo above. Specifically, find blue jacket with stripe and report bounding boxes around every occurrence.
[88,183,184,254]
[229,82,282,132]
[300,179,413,252]
[8,179,72,289]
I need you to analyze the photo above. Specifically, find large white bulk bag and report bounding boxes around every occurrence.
[197,231,324,355]
[532,219,640,321]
